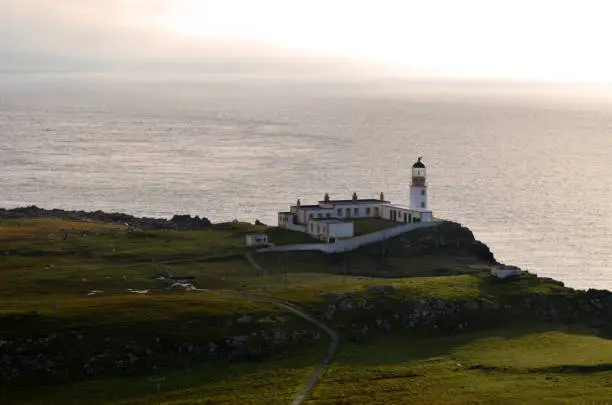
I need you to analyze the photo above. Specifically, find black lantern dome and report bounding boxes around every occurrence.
[412,157,426,168]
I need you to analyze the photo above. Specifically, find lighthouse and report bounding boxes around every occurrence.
[277,155,434,233]
[410,157,428,210]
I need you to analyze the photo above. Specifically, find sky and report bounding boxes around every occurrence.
[2,0,612,81]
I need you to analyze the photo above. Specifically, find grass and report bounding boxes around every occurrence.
[1,217,607,405]
[353,218,397,236]
[0,293,301,340]
[0,218,336,405]
[0,218,319,300]
[305,325,612,404]
[2,344,326,405]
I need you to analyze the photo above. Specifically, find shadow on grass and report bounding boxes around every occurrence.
[256,250,489,281]
[2,345,325,405]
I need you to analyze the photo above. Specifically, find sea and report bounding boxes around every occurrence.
[1,73,611,291]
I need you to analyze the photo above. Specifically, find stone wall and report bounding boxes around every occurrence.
[260,221,441,254]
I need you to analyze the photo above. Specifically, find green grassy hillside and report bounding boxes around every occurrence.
[2,217,611,404]
[306,325,612,404]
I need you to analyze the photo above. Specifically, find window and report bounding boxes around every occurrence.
[310,223,314,231]
[309,214,313,219]
[366,207,371,215]
[317,213,322,218]
[354,208,359,215]
[337,209,342,216]
[421,202,425,208]
[317,225,320,233]
[326,213,331,218]
[421,189,426,196]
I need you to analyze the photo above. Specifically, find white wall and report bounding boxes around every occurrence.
[246,235,268,247]
[283,223,307,232]
[297,203,384,224]
[382,204,431,224]
[278,213,295,227]
[491,267,521,279]
[332,203,383,219]
[335,221,438,251]
[328,222,354,239]
[258,221,441,253]
[299,208,333,224]
[307,221,354,241]
[410,186,428,210]
[307,221,326,239]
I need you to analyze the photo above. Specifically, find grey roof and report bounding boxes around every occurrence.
[319,199,387,205]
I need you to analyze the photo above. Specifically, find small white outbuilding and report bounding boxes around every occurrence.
[306,219,354,243]
[491,264,521,279]
[246,234,269,247]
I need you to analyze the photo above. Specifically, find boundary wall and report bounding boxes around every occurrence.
[259,221,441,254]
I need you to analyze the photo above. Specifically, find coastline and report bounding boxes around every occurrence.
[2,205,608,294]
[0,205,212,231]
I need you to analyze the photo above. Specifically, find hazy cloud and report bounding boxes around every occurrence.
[0,0,380,77]
[4,0,612,81]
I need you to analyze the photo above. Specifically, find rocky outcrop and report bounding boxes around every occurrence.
[313,286,612,341]
[0,313,320,382]
[169,214,212,230]
[385,221,497,263]
[4,285,612,382]
[0,206,211,231]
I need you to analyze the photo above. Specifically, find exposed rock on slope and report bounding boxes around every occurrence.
[386,221,496,263]
[0,206,211,231]
[0,311,320,381]
[312,286,612,341]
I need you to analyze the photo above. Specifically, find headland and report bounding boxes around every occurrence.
[1,206,611,405]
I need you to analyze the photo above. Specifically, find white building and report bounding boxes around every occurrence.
[491,264,522,279]
[278,157,434,240]
[246,234,269,247]
[410,157,428,208]
[307,218,354,243]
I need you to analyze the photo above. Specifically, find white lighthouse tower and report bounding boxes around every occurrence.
[410,157,428,210]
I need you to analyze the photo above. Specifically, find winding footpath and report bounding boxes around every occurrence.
[243,253,339,405]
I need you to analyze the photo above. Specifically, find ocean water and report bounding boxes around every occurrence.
[1,74,611,290]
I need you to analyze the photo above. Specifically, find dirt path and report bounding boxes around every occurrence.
[279,300,338,405]
[245,251,267,275]
[243,253,338,405]
[244,295,338,405]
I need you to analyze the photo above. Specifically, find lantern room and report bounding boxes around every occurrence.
[411,157,427,187]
